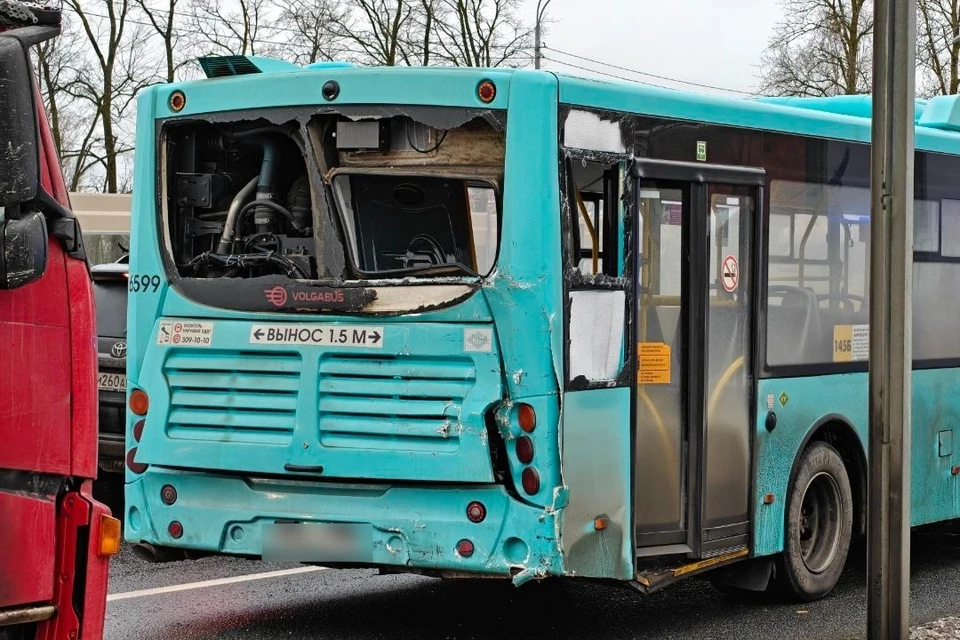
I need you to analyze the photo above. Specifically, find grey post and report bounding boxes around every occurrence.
[534,0,551,70]
[867,0,915,637]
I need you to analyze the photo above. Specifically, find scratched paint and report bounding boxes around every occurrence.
[560,388,632,579]
[125,69,568,581]
[753,368,960,558]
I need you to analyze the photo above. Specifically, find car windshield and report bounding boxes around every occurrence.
[330,172,499,278]
[93,277,127,338]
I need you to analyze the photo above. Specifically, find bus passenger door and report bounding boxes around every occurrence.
[632,159,764,563]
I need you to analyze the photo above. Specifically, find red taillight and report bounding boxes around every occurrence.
[170,90,186,112]
[477,79,496,103]
[521,468,540,495]
[466,501,486,523]
[126,447,147,474]
[161,485,177,505]
[517,404,536,432]
[456,539,474,557]
[129,389,149,416]
[168,521,183,538]
[133,419,145,442]
[515,436,534,464]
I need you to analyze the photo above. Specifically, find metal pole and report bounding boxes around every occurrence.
[868,0,915,637]
[535,21,541,69]
[534,0,551,70]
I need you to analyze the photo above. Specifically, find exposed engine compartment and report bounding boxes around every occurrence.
[161,107,505,284]
[164,119,317,279]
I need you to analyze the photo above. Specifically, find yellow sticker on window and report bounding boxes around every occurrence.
[638,342,671,384]
[832,324,869,362]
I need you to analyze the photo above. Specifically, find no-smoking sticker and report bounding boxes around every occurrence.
[722,255,739,292]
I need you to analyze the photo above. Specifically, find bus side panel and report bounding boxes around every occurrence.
[560,387,633,579]
[754,369,960,557]
[910,368,960,526]
[752,374,867,557]
[125,87,163,489]
[484,71,563,401]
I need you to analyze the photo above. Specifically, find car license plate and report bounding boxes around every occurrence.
[262,522,372,562]
[98,372,126,392]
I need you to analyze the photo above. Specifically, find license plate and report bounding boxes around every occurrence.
[98,372,126,392]
[262,522,372,562]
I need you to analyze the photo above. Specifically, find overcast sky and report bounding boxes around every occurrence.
[532,0,785,97]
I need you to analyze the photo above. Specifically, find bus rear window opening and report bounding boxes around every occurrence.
[161,110,504,283]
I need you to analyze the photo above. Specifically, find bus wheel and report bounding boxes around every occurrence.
[776,441,853,601]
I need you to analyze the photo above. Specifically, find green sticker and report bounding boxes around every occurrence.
[696,141,707,162]
[779,391,789,407]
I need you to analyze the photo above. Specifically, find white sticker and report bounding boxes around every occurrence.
[464,328,493,353]
[157,320,214,347]
[249,324,383,348]
[767,394,775,410]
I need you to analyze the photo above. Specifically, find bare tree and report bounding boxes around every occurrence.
[918,0,960,96]
[65,0,154,193]
[418,0,438,65]
[333,0,415,66]
[31,20,103,190]
[32,22,80,160]
[190,0,270,57]
[433,0,532,67]
[759,0,873,97]
[270,0,348,64]
[136,0,184,83]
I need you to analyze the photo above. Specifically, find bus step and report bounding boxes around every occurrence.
[631,547,749,594]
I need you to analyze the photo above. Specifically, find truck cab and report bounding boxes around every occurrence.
[0,7,119,639]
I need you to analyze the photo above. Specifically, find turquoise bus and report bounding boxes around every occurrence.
[124,55,960,602]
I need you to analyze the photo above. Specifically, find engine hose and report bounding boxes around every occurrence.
[237,199,301,231]
[217,176,259,253]
[253,139,280,232]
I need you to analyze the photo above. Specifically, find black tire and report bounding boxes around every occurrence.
[774,441,853,601]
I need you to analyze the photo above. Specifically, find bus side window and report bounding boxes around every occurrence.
[564,156,628,387]
[565,157,622,279]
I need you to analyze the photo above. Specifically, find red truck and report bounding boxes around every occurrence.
[0,4,119,639]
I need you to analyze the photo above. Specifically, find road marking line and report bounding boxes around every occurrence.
[107,566,327,602]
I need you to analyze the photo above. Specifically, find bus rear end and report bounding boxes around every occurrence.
[124,60,567,580]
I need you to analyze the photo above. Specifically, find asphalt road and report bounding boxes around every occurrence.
[103,526,960,640]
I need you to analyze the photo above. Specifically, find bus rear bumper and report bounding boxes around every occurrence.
[124,468,564,581]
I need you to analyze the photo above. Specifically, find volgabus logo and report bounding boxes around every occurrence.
[264,286,288,307]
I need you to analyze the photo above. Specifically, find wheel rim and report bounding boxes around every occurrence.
[797,471,843,574]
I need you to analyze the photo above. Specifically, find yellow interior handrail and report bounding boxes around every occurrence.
[636,386,680,505]
[575,188,599,274]
[708,356,744,417]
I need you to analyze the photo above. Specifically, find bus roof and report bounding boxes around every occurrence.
[176,55,960,155]
[554,72,960,155]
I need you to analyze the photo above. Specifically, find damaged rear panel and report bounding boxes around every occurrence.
[125,65,568,581]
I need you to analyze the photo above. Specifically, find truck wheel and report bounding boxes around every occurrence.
[775,441,853,601]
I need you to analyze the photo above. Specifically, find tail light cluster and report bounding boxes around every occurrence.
[126,388,149,474]
[458,402,541,560]
[514,403,540,495]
